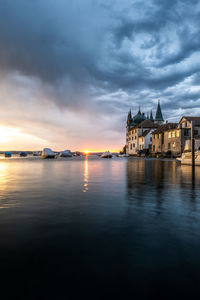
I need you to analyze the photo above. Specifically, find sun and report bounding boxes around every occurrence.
[84,150,89,154]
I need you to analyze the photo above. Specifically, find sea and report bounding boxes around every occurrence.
[0,155,200,299]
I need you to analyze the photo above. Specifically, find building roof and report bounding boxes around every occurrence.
[139,129,152,138]
[180,116,200,125]
[150,110,154,121]
[135,119,158,129]
[153,123,178,134]
[154,100,164,122]
[132,108,146,125]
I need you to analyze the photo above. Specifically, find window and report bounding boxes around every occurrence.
[172,131,175,138]
[172,142,176,148]
[133,143,135,148]
[194,130,198,136]
[168,143,171,150]
[176,130,180,137]
[159,134,162,139]
[184,129,190,136]
[153,145,155,151]
[168,132,172,138]
[150,137,152,141]
[130,144,132,150]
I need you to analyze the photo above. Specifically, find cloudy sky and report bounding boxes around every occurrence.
[0,0,200,151]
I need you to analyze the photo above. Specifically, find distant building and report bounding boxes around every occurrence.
[126,101,200,157]
[151,116,200,156]
[126,100,163,155]
[151,123,179,155]
[178,116,200,151]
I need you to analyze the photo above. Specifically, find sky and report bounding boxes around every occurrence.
[0,0,200,151]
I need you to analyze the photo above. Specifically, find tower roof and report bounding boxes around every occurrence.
[132,110,146,124]
[127,109,132,125]
[155,100,164,122]
[150,110,154,121]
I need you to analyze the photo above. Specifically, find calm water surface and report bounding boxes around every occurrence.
[0,155,200,298]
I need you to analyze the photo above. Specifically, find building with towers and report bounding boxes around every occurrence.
[126,100,164,155]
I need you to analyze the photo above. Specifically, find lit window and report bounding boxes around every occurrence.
[168,132,171,138]
[172,131,175,138]
[176,130,180,137]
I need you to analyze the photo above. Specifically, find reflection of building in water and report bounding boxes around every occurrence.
[126,158,200,205]
[177,165,200,188]
[83,158,89,193]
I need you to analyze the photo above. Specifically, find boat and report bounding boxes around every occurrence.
[41,148,55,159]
[5,152,12,157]
[73,151,81,156]
[33,151,39,156]
[176,151,200,165]
[59,150,72,157]
[20,151,27,157]
[101,151,112,158]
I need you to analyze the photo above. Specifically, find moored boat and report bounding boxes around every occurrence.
[33,151,39,156]
[41,148,55,159]
[59,150,72,157]
[176,151,200,165]
[20,151,27,157]
[5,151,12,157]
[101,151,112,158]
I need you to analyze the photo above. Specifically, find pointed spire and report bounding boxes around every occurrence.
[147,112,149,120]
[155,99,164,122]
[138,106,141,115]
[150,110,154,121]
[127,109,132,126]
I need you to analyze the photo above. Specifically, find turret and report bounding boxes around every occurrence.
[154,100,164,124]
[150,110,154,122]
[127,109,132,127]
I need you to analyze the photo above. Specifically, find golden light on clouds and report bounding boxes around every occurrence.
[0,125,47,150]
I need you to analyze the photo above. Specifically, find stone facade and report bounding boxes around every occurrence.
[126,104,200,157]
[151,124,179,156]
[138,129,154,151]
[126,101,163,155]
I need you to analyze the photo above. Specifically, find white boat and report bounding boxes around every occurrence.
[176,151,200,165]
[59,150,72,157]
[41,148,55,159]
[33,151,39,156]
[101,151,112,158]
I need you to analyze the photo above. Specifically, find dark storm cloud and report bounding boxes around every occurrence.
[0,0,200,118]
